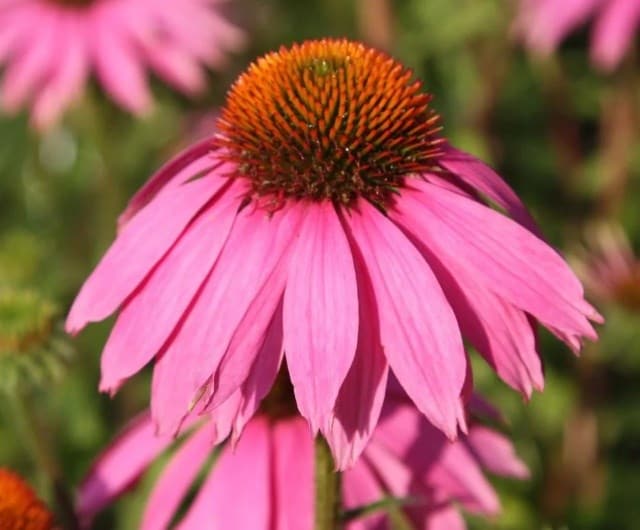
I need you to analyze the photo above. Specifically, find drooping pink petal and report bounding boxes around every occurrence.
[394,182,600,348]
[415,241,543,397]
[140,422,217,530]
[284,203,359,431]
[150,204,302,435]
[66,173,226,334]
[176,418,271,530]
[202,281,286,414]
[466,426,530,479]
[323,244,389,469]
[221,307,285,441]
[76,413,175,523]
[99,184,241,392]
[437,145,539,234]
[272,418,314,530]
[591,0,640,70]
[346,200,466,440]
[117,140,221,229]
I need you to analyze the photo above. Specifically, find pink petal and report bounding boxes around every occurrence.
[425,507,466,530]
[90,9,151,114]
[145,41,206,94]
[437,145,539,234]
[519,0,600,54]
[272,418,314,530]
[30,13,88,129]
[342,459,386,530]
[225,307,285,441]
[140,422,217,530]
[346,200,467,440]
[395,182,600,349]
[373,403,499,514]
[416,242,543,397]
[66,173,226,334]
[176,418,271,530]
[1,8,59,111]
[284,203,359,431]
[76,413,174,523]
[363,440,414,497]
[150,204,302,435]
[466,425,530,479]
[202,277,286,414]
[323,246,389,469]
[591,0,640,70]
[117,141,220,230]
[99,184,240,392]
[197,305,284,443]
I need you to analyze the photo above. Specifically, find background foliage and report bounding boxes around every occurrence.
[1,0,639,528]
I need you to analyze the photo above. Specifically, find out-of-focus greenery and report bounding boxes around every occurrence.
[1,0,639,529]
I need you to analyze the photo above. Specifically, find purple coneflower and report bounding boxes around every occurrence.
[67,39,600,466]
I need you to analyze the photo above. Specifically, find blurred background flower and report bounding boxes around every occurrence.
[75,389,527,530]
[515,0,640,71]
[0,467,58,530]
[0,0,245,129]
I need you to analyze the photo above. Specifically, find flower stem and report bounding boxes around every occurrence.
[7,390,79,530]
[315,435,341,530]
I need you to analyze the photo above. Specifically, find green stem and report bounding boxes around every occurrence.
[315,436,341,530]
[7,391,79,530]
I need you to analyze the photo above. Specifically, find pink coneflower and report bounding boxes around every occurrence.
[0,0,245,129]
[76,393,528,530]
[516,0,640,70]
[574,224,640,311]
[66,39,601,467]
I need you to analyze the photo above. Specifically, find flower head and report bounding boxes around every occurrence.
[66,38,600,467]
[0,0,245,129]
[515,0,640,70]
[0,468,56,530]
[76,389,528,530]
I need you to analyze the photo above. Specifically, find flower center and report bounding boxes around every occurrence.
[0,469,55,530]
[214,39,443,208]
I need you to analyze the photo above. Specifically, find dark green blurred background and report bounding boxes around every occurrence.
[1,0,639,528]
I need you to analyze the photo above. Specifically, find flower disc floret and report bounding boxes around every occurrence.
[214,39,443,207]
[0,468,55,530]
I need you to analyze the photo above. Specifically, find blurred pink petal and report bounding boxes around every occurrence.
[466,426,531,479]
[516,0,640,70]
[79,394,528,529]
[76,413,175,523]
[0,0,245,128]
